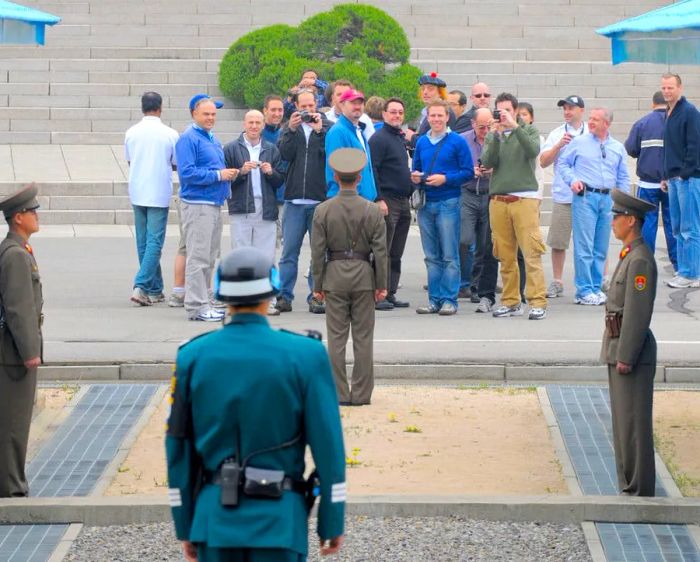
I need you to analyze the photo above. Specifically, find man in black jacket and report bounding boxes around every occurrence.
[369,97,412,310]
[224,110,285,316]
[660,73,700,288]
[275,89,332,313]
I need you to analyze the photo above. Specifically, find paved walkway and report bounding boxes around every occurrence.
[0,384,158,562]
[547,385,700,562]
[2,221,697,370]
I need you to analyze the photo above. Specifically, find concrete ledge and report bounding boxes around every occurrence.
[1,495,699,526]
[33,363,700,383]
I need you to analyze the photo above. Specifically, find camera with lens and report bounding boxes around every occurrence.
[493,109,501,121]
[299,110,319,124]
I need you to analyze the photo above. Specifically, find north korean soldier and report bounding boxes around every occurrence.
[166,246,346,562]
[602,190,658,496]
[0,184,43,498]
[311,148,388,406]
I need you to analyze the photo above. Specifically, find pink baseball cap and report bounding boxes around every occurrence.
[339,89,365,103]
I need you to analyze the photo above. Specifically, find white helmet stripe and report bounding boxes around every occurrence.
[218,277,273,297]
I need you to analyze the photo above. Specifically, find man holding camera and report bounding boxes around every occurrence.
[276,90,332,314]
[481,92,547,320]
[224,110,286,315]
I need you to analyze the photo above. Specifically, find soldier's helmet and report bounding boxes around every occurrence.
[214,247,280,304]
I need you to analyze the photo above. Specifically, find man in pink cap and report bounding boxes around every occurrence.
[324,88,378,202]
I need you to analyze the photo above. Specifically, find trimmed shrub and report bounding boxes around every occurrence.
[218,4,423,119]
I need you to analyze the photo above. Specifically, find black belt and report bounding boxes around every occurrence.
[327,250,371,262]
[583,184,610,195]
[204,470,306,494]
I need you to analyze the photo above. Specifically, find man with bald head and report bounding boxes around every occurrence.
[463,82,492,125]
[460,108,499,312]
[224,110,285,314]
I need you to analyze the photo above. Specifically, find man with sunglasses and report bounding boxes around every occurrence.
[560,107,631,306]
[463,83,492,126]
[0,185,43,497]
[540,95,588,299]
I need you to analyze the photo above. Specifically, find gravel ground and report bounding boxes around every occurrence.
[64,517,592,561]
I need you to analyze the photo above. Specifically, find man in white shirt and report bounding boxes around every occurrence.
[124,91,179,306]
[324,79,375,140]
[539,95,588,298]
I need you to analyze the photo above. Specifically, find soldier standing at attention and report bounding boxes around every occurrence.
[166,246,345,562]
[311,149,388,406]
[0,184,43,497]
[602,190,658,497]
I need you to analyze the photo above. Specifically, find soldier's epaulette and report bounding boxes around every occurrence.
[280,328,323,342]
[178,331,210,349]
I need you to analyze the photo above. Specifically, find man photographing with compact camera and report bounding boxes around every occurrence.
[276,89,332,314]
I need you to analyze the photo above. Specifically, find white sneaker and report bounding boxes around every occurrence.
[492,304,524,317]
[475,297,493,313]
[130,287,152,306]
[210,297,228,309]
[192,309,224,322]
[528,307,547,320]
[667,276,700,288]
[267,303,280,316]
[596,291,607,304]
[575,293,602,306]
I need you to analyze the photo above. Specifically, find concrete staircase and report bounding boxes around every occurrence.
[0,0,694,224]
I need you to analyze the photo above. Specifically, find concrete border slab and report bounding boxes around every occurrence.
[507,365,608,382]
[120,363,172,380]
[1,495,699,526]
[38,365,119,381]
[47,523,83,562]
[581,521,606,562]
[666,368,700,383]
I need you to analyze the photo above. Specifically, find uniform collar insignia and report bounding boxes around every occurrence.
[619,245,631,259]
[24,243,33,255]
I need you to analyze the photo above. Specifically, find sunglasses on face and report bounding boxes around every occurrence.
[473,93,491,99]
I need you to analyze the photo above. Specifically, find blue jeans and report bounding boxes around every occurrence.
[278,201,316,302]
[132,205,169,295]
[417,197,461,307]
[668,177,700,279]
[572,191,612,299]
[637,187,677,271]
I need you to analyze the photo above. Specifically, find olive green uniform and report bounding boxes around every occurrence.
[0,232,43,497]
[600,237,657,496]
[311,192,387,405]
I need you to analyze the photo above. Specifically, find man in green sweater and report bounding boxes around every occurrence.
[481,92,548,320]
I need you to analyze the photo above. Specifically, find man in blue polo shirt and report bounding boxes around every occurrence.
[176,94,239,322]
[560,107,631,306]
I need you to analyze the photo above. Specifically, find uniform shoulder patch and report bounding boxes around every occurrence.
[178,331,209,349]
[634,275,647,291]
[280,328,323,341]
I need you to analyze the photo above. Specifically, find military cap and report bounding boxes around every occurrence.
[215,246,279,304]
[0,184,40,219]
[329,148,367,183]
[612,190,655,219]
[418,72,446,88]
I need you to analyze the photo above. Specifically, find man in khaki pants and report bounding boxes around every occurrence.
[311,149,387,406]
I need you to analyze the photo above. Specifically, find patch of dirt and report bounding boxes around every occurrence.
[28,386,76,459]
[654,391,700,496]
[106,386,566,496]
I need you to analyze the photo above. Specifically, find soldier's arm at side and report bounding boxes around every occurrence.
[0,249,40,362]
[369,208,388,291]
[165,359,199,541]
[617,257,656,366]
[303,343,346,544]
[310,208,328,293]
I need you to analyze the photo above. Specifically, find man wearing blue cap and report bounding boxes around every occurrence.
[176,94,239,322]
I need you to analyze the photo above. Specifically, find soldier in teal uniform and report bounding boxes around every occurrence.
[166,246,346,562]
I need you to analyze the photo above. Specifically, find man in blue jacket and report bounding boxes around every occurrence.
[411,99,474,315]
[325,89,377,201]
[166,246,345,562]
[661,73,700,288]
[625,91,677,271]
[176,94,238,322]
